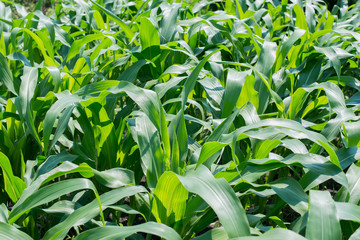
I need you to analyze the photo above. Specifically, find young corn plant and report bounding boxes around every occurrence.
[1,0,360,239]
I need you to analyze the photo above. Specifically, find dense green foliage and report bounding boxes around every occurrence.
[0,0,360,239]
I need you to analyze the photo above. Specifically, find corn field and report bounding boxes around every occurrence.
[0,0,360,239]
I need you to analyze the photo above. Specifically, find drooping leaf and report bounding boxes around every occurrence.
[177,165,250,238]
[74,222,182,240]
[0,222,33,240]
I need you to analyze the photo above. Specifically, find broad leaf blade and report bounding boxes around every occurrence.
[74,222,182,240]
[306,190,342,240]
[177,165,250,238]
[0,222,33,240]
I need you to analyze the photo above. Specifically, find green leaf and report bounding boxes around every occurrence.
[110,81,161,130]
[160,3,181,43]
[48,105,75,154]
[301,147,358,191]
[0,52,19,95]
[296,58,322,88]
[181,48,222,110]
[255,41,277,113]
[236,74,259,110]
[256,41,277,77]
[306,190,342,240]
[177,165,250,238]
[314,46,346,81]
[193,227,228,240]
[274,29,306,71]
[337,163,360,204]
[0,222,33,240]
[198,76,224,110]
[293,4,308,31]
[90,0,138,45]
[246,153,347,189]
[349,228,360,240]
[43,94,80,155]
[20,28,58,66]
[67,34,105,61]
[74,80,119,96]
[129,114,163,189]
[74,222,182,240]
[9,178,103,224]
[152,171,188,228]
[335,202,360,222]
[43,186,147,240]
[342,121,360,147]
[140,17,160,60]
[117,59,148,82]
[222,69,250,117]
[269,178,308,215]
[198,107,242,167]
[254,139,281,159]
[199,118,341,169]
[0,152,26,203]
[176,110,188,170]
[232,228,307,240]
[16,66,42,148]
[93,168,134,188]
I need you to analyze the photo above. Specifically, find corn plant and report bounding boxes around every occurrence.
[1,0,360,239]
